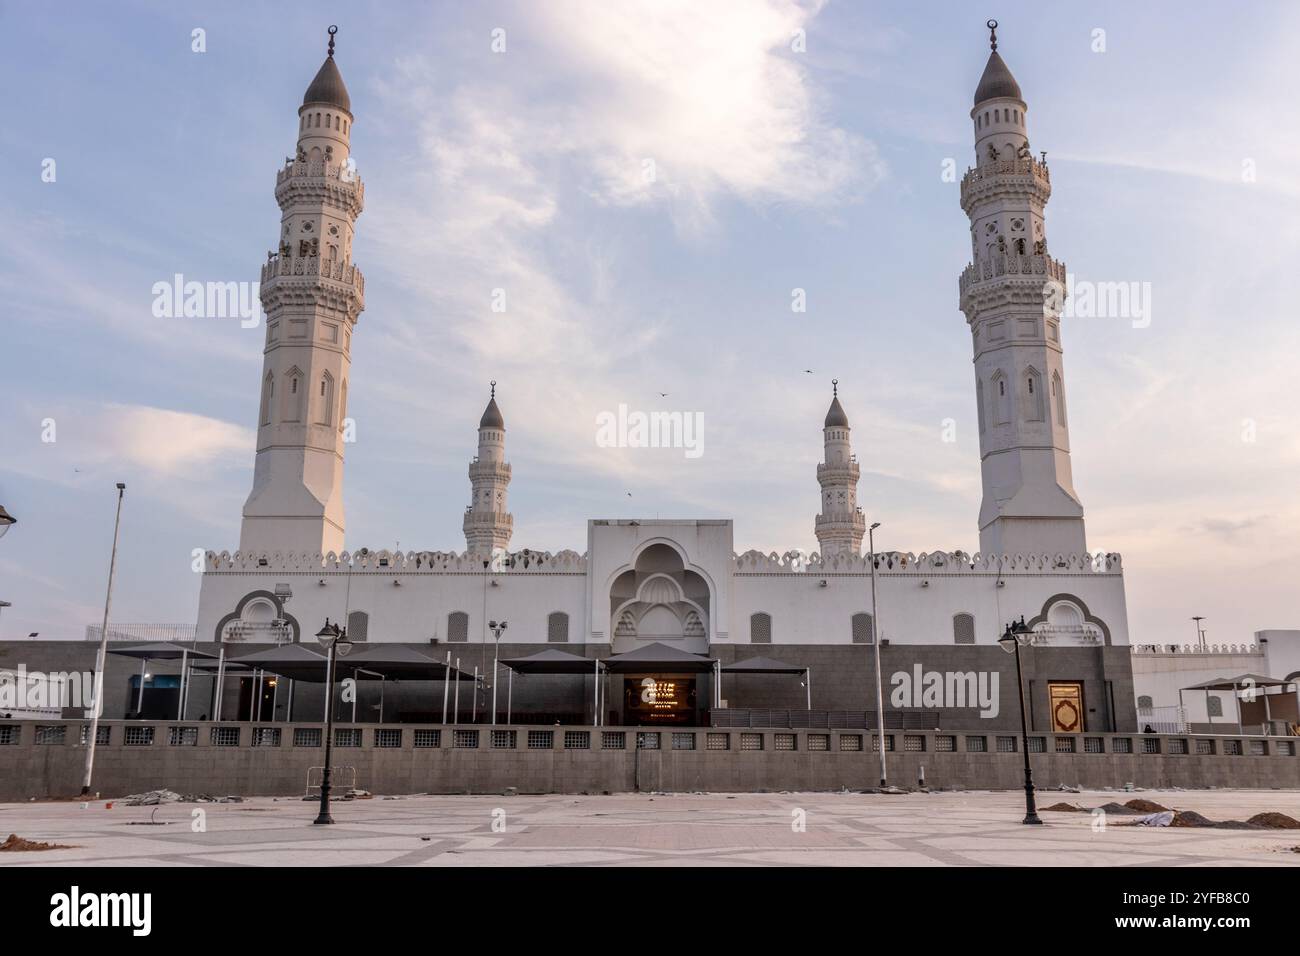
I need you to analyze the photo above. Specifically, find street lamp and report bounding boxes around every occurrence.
[80,483,125,798]
[489,620,508,725]
[0,505,16,539]
[867,521,887,789]
[998,615,1042,825]
[314,617,352,825]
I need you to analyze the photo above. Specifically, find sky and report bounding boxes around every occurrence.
[1,0,1299,645]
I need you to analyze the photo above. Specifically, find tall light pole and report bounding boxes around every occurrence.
[314,618,352,825]
[80,483,126,797]
[489,620,508,724]
[1191,616,1207,651]
[998,616,1041,825]
[868,521,887,789]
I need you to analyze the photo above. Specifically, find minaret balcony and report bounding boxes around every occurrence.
[462,511,514,531]
[816,461,860,484]
[815,512,867,534]
[275,159,365,214]
[468,460,512,481]
[959,156,1051,212]
[959,252,1065,299]
[260,255,365,306]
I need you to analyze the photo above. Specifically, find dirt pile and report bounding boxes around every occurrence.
[0,833,74,852]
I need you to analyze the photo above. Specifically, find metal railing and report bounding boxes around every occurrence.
[83,624,198,643]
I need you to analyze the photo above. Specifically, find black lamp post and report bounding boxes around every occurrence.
[314,617,351,825]
[998,615,1042,825]
[488,620,507,725]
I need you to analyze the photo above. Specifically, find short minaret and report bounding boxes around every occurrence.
[959,21,1086,556]
[240,27,365,556]
[463,382,514,556]
[814,380,866,556]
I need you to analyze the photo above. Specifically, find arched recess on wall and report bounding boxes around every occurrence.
[447,611,469,642]
[547,611,569,643]
[1023,366,1044,421]
[750,612,772,644]
[213,590,301,644]
[1024,593,1112,646]
[282,366,304,422]
[851,612,874,644]
[347,610,369,642]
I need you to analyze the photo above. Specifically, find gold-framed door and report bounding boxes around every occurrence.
[1048,681,1084,733]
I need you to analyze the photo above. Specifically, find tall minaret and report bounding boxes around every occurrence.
[463,382,514,556]
[240,27,365,556]
[814,380,865,556]
[959,20,1085,557]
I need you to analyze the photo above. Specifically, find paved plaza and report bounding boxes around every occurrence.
[1,789,1298,866]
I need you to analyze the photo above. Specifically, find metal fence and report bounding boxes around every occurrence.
[710,709,941,730]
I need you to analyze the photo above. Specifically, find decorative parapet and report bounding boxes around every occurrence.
[1132,643,1260,656]
[959,156,1051,213]
[274,159,364,216]
[958,252,1066,298]
[205,547,587,574]
[733,549,1122,575]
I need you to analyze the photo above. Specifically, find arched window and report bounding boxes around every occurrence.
[1137,695,1153,712]
[316,370,334,426]
[991,371,1010,424]
[749,612,772,644]
[282,367,304,422]
[347,610,369,643]
[1052,371,1066,426]
[547,611,569,643]
[1207,696,1223,718]
[953,613,975,645]
[447,611,468,643]
[260,372,274,426]
[851,612,875,645]
[1024,367,1044,421]
[976,377,986,433]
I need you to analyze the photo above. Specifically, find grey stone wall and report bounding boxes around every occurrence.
[1,639,1139,733]
[1,720,1294,801]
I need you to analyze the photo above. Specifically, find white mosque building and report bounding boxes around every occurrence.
[196,25,1140,732]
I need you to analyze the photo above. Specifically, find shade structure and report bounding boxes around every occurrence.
[721,655,805,674]
[603,642,716,673]
[107,643,217,661]
[224,644,333,682]
[1181,674,1295,691]
[335,644,475,681]
[500,648,601,674]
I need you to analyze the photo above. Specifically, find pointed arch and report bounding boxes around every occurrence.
[991,370,1010,425]
[316,369,335,426]
[260,371,274,426]
[281,366,304,422]
[1052,371,1066,426]
[1023,366,1045,422]
[976,375,986,433]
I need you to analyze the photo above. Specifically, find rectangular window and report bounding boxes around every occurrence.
[563,731,590,750]
[873,734,895,753]
[251,727,281,747]
[124,726,154,747]
[807,734,829,751]
[453,729,479,749]
[1027,736,1046,753]
[375,729,402,749]
[334,728,362,748]
[773,733,796,752]
[1249,739,1267,756]
[958,735,979,753]
[1083,737,1104,754]
[527,730,553,749]
[602,732,626,750]
[492,730,517,749]
[636,732,660,750]
[672,732,696,751]
[1167,738,1188,755]
[0,725,19,746]
[706,733,730,751]
[1141,737,1161,754]
[1054,737,1075,753]
[169,726,198,747]
[739,733,764,751]
[996,735,1017,753]
[211,726,240,747]
[35,725,66,745]
[81,725,112,746]
[413,729,441,749]
[1194,738,1215,755]
[839,734,863,752]
[1112,737,1132,754]
[294,727,323,748]
[904,735,926,752]
[1224,739,1242,755]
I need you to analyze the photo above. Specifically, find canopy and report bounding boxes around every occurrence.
[108,642,217,661]
[604,642,716,673]
[501,648,601,675]
[722,655,806,675]
[1182,674,1296,691]
[335,644,475,681]
[223,644,334,682]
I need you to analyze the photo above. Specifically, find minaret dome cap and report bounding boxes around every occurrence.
[973,20,1022,106]
[824,380,850,428]
[302,26,351,112]
[479,381,505,430]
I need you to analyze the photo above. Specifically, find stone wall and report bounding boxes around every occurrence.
[1,720,1295,802]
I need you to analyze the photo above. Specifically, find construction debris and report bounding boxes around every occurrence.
[0,833,74,852]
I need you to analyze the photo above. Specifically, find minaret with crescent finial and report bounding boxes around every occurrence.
[814,380,866,556]
[960,19,1086,556]
[240,26,366,556]
[464,382,514,557]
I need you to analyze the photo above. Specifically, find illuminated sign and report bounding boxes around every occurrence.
[625,674,695,724]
